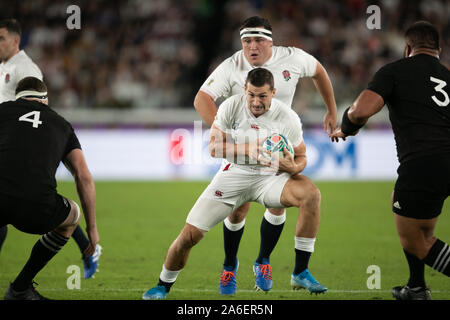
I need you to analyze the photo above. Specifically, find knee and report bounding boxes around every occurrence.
[297,185,321,209]
[69,200,81,225]
[180,224,205,248]
[267,208,285,216]
[55,200,80,236]
[228,203,250,224]
[400,235,436,260]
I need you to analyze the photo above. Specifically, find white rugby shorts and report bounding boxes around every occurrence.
[186,163,290,231]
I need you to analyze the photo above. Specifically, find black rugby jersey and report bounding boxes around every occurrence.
[368,54,450,163]
[0,99,81,203]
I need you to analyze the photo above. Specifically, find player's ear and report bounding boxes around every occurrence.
[272,88,276,96]
[13,34,20,47]
[404,44,411,58]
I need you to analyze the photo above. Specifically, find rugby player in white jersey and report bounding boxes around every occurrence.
[194,16,335,294]
[0,19,102,279]
[143,68,326,299]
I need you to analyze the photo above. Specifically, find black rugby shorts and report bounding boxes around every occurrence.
[0,193,71,234]
[393,154,450,219]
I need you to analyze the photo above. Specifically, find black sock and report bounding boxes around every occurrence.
[223,222,244,268]
[403,249,426,287]
[157,279,174,293]
[13,231,69,291]
[256,217,284,264]
[294,249,311,275]
[0,225,7,253]
[71,225,90,256]
[423,239,450,277]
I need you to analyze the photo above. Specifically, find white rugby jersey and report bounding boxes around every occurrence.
[200,46,317,107]
[213,93,303,172]
[0,50,43,103]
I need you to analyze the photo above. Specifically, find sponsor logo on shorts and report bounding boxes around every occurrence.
[215,190,223,197]
[393,201,401,210]
[63,197,69,207]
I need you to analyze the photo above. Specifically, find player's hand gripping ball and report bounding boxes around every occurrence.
[260,134,294,161]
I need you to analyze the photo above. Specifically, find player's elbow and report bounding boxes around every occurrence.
[193,91,207,111]
[193,92,201,111]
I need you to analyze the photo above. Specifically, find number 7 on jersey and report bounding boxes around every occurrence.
[19,111,43,128]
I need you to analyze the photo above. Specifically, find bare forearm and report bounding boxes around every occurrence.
[210,141,248,161]
[312,72,337,114]
[348,89,386,125]
[286,155,307,175]
[75,175,97,229]
[348,105,370,125]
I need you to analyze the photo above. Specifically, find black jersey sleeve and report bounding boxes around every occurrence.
[63,127,82,159]
[367,64,395,102]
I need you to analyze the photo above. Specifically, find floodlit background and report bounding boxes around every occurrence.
[1,0,449,300]
[1,0,449,181]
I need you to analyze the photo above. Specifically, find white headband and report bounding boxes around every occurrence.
[16,90,48,100]
[240,27,272,41]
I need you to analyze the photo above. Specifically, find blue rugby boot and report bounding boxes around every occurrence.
[142,285,167,300]
[219,259,239,295]
[291,269,327,294]
[253,259,272,292]
[83,244,102,279]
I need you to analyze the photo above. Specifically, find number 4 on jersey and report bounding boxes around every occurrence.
[19,111,43,128]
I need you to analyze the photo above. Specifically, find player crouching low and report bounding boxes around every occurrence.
[143,68,326,300]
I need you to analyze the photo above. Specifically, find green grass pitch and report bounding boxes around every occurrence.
[0,181,449,300]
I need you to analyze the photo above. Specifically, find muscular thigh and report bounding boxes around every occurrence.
[280,174,318,207]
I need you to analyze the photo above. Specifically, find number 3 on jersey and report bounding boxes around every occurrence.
[19,111,43,128]
[430,76,449,107]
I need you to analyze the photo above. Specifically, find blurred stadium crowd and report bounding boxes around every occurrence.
[1,0,449,124]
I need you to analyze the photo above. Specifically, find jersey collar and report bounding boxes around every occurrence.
[3,50,25,66]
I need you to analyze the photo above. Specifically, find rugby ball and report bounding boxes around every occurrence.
[261,134,294,160]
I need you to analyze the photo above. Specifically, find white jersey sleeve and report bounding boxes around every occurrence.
[212,94,237,132]
[285,111,304,148]
[200,58,233,101]
[292,47,317,78]
[15,62,43,81]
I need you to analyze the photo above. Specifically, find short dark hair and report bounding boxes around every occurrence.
[405,21,440,50]
[239,16,272,32]
[16,77,47,95]
[245,68,274,90]
[0,19,21,36]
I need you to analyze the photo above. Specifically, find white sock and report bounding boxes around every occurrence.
[224,217,245,231]
[264,209,286,225]
[160,264,180,283]
[294,236,316,253]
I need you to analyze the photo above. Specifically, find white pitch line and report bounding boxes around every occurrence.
[36,288,449,294]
